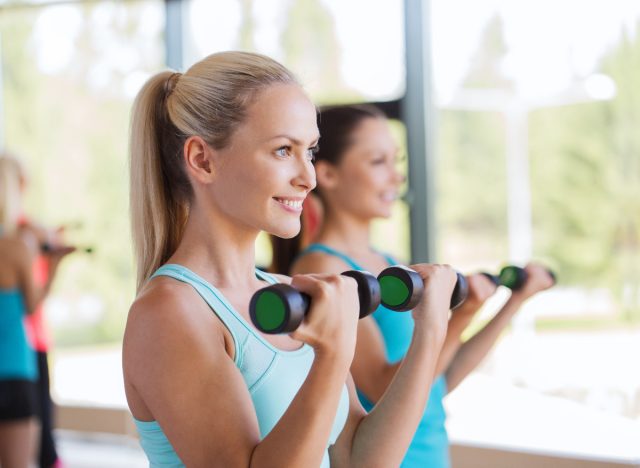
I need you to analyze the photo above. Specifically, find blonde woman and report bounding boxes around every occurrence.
[0,155,71,468]
[123,51,456,467]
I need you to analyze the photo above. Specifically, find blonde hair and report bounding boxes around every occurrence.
[0,153,25,235]
[129,51,298,291]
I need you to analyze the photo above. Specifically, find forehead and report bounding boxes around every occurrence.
[242,83,319,142]
[348,117,397,151]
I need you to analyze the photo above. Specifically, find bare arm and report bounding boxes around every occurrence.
[124,273,359,468]
[435,274,498,375]
[350,317,401,403]
[17,241,73,314]
[330,264,454,467]
[351,273,497,404]
[445,264,555,393]
[445,294,523,393]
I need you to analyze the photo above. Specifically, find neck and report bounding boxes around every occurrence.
[315,203,373,256]
[170,202,260,289]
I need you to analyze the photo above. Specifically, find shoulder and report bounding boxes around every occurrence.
[125,277,226,356]
[291,251,349,275]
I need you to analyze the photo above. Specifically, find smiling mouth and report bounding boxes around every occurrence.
[274,197,304,211]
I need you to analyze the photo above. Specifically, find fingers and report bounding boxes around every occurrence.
[290,273,357,299]
[408,263,458,292]
[524,263,555,290]
[467,273,499,302]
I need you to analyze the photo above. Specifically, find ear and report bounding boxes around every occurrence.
[314,160,339,191]
[183,136,215,184]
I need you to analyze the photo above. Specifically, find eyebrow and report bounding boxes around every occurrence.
[270,134,320,146]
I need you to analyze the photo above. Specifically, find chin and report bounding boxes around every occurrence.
[268,222,301,239]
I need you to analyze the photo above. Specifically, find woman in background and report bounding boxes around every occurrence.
[0,155,72,468]
[280,104,555,467]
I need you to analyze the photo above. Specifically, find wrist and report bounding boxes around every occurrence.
[507,291,528,305]
[412,320,446,348]
[312,344,352,371]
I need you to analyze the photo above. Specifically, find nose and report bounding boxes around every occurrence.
[293,156,316,192]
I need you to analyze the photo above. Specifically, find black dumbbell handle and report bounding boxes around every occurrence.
[379,266,468,311]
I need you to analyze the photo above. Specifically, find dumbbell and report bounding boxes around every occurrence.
[250,270,382,334]
[481,265,556,291]
[378,265,468,311]
[41,243,94,254]
[250,266,469,334]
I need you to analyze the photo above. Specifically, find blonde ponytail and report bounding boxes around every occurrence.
[129,52,298,291]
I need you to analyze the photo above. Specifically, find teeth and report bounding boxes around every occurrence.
[277,198,303,209]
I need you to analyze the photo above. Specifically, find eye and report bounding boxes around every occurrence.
[275,146,291,158]
[306,145,319,161]
[395,153,407,165]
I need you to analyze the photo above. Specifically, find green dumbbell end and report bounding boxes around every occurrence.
[378,265,423,312]
[253,290,287,332]
[379,275,410,307]
[499,266,525,290]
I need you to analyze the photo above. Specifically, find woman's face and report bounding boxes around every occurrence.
[211,83,318,239]
[319,117,404,220]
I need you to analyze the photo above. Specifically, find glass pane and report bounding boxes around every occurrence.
[431,0,640,458]
[1,0,164,403]
[184,0,405,103]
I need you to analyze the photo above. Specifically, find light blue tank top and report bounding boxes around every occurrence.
[0,288,37,380]
[133,264,350,467]
[300,244,450,468]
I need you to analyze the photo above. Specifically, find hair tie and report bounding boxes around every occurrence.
[164,72,181,98]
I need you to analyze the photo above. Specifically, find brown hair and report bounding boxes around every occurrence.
[270,104,386,274]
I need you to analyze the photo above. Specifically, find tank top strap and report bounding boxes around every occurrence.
[300,243,364,270]
[254,268,280,285]
[372,249,398,266]
[151,264,272,366]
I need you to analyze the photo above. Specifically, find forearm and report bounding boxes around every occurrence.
[446,296,525,392]
[250,352,350,468]
[349,328,444,466]
[358,360,401,404]
[434,310,476,375]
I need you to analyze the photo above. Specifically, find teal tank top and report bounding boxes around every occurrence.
[0,288,37,380]
[300,244,450,468]
[133,264,350,468]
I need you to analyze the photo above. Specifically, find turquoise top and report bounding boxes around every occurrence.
[0,288,37,380]
[300,244,450,468]
[133,264,350,468]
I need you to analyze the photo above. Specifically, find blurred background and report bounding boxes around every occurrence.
[0,0,638,466]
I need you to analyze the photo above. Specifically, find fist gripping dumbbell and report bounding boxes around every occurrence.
[250,266,469,334]
[250,270,381,334]
[377,266,468,311]
[481,265,556,291]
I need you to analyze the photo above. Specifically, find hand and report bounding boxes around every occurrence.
[511,263,555,301]
[408,263,457,340]
[453,273,498,318]
[463,273,498,309]
[43,244,76,270]
[289,273,360,364]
